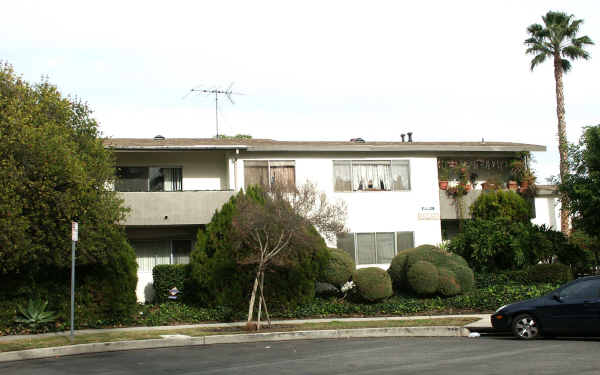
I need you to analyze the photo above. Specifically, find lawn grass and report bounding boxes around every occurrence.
[0,317,478,353]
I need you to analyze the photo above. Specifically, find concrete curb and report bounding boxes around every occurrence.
[0,326,470,363]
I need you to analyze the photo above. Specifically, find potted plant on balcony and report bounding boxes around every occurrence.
[519,171,536,193]
[438,167,450,190]
[481,177,501,191]
[509,159,524,191]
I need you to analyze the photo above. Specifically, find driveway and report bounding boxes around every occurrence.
[1,336,599,375]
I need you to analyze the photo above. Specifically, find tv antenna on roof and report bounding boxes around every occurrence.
[183,83,243,138]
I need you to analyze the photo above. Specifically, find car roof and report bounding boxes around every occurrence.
[575,275,600,282]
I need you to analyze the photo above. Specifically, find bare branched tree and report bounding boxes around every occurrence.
[271,181,348,241]
[231,192,316,330]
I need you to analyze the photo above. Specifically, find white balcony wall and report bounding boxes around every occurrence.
[114,151,230,190]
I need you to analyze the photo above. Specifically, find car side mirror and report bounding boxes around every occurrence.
[552,293,562,302]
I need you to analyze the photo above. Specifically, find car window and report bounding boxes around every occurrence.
[559,279,600,299]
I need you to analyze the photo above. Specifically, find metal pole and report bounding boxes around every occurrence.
[70,240,75,339]
[215,92,219,138]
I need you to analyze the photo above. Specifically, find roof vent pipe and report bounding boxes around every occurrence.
[400,134,406,142]
[407,132,413,142]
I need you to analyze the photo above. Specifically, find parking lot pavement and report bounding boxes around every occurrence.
[2,336,600,375]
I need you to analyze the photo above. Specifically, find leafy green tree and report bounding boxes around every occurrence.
[450,191,541,272]
[0,63,137,321]
[470,190,531,223]
[561,125,600,237]
[0,62,131,273]
[525,11,594,234]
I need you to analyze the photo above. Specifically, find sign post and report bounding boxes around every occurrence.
[71,222,78,340]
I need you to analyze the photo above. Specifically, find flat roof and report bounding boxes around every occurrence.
[103,138,546,153]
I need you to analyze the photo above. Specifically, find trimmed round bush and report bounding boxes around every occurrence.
[450,266,475,293]
[438,268,461,296]
[320,248,355,287]
[405,245,454,269]
[388,244,474,297]
[407,261,439,295]
[388,251,410,290]
[353,267,393,302]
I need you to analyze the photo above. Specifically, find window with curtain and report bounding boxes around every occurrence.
[116,167,183,192]
[244,160,295,189]
[332,160,410,192]
[337,231,414,265]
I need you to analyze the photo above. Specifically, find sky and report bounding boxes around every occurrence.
[1,1,599,182]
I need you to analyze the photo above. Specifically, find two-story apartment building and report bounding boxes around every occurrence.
[104,137,552,302]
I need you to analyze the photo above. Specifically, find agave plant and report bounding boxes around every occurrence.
[14,299,58,328]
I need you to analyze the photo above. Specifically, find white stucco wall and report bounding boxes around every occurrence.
[532,196,561,230]
[235,153,443,270]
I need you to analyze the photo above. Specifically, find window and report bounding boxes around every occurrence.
[116,167,182,192]
[333,160,410,192]
[337,231,414,265]
[244,160,295,189]
[559,279,600,299]
[131,240,192,272]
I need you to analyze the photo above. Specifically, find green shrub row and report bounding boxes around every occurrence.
[274,283,559,319]
[0,260,138,334]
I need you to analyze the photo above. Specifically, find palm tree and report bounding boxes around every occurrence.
[525,11,594,234]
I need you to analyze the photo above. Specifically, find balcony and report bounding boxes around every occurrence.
[119,191,236,226]
[439,189,483,220]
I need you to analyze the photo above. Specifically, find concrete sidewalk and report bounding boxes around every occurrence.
[0,314,491,343]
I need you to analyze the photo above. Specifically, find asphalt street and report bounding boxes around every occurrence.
[2,336,599,375]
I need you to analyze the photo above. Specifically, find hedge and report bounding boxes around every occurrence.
[153,265,190,303]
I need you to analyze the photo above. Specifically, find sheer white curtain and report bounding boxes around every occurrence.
[333,161,352,191]
[352,161,391,191]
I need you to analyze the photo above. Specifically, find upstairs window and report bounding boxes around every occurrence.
[116,167,182,192]
[333,160,410,192]
[244,160,295,189]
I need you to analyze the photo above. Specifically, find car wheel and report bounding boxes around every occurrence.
[512,313,540,340]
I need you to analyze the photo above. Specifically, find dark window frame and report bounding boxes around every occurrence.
[243,160,296,190]
[116,166,183,192]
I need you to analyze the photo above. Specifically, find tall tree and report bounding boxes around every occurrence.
[525,11,594,234]
[0,62,133,273]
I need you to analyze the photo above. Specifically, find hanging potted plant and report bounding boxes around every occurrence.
[438,167,450,190]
